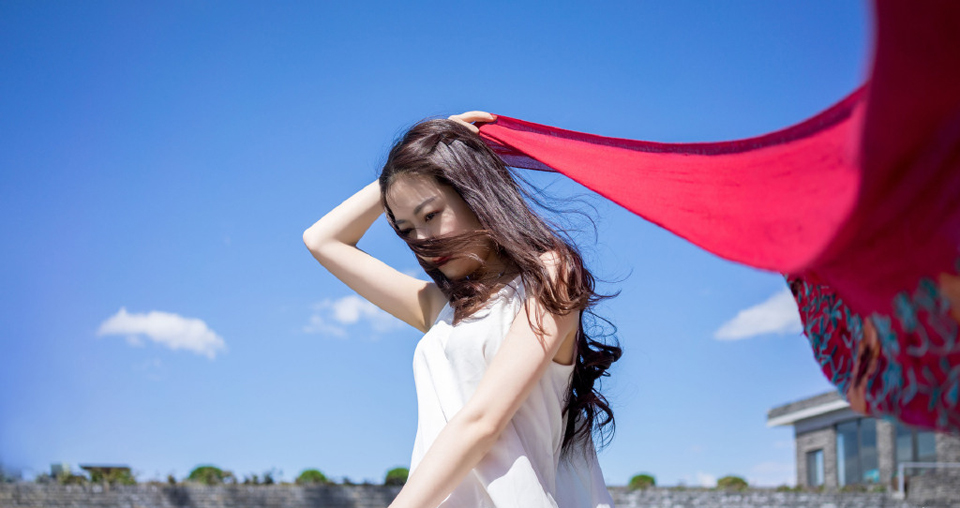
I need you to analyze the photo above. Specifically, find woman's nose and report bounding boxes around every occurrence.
[415,224,439,241]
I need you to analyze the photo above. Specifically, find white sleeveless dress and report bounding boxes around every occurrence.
[409,276,614,508]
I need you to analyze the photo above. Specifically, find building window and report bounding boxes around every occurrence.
[895,421,937,470]
[806,449,824,487]
[836,418,880,486]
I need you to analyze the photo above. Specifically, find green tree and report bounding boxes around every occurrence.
[716,475,748,491]
[296,469,329,485]
[384,467,409,486]
[188,465,231,486]
[628,473,656,491]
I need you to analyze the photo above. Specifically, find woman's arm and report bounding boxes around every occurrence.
[388,253,579,508]
[302,180,447,332]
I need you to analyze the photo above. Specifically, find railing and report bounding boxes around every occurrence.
[895,462,960,498]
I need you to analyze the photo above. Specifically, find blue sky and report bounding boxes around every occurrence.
[1,0,869,487]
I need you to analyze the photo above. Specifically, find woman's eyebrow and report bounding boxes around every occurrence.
[394,196,438,225]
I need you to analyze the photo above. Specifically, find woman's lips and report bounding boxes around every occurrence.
[434,256,450,266]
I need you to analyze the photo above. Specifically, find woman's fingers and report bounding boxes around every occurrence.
[448,111,497,134]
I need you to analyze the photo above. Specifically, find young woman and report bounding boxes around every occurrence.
[303,111,620,508]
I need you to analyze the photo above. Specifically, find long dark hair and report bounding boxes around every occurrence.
[379,118,622,455]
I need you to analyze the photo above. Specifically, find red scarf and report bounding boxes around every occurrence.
[479,0,960,431]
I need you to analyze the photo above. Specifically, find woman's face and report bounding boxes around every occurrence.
[385,175,490,280]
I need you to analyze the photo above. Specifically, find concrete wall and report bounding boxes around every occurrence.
[2,484,954,508]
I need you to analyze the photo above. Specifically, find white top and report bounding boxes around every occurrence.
[410,276,615,508]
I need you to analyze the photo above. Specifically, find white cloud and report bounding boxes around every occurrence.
[713,288,802,340]
[302,314,347,338]
[303,295,404,337]
[748,461,794,487]
[97,308,227,360]
[696,472,716,488]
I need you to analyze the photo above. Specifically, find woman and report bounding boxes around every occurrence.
[302,111,620,508]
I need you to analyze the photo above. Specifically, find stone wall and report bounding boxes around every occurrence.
[877,419,897,484]
[0,483,402,508]
[611,487,933,508]
[796,426,837,488]
[936,431,960,462]
[909,470,960,506]
[2,484,956,508]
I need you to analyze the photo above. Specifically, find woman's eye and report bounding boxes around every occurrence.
[424,212,438,222]
[399,229,413,238]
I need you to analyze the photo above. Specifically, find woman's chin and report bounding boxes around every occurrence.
[438,260,475,281]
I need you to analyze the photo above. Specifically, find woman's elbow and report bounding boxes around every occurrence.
[302,227,331,256]
[302,227,317,249]
[459,410,507,447]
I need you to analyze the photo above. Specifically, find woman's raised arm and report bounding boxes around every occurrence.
[302,180,447,332]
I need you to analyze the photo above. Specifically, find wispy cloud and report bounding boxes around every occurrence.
[303,295,404,338]
[713,288,802,340]
[97,308,227,359]
[695,472,716,488]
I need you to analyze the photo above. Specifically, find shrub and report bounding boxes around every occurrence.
[297,469,329,485]
[0,467,18,483]
[56,472,88,485]
[716,475,748,491]
[33,473,54,484]
[628,473,656,491]
[840,484,868,493]
[262,469,276,485]
[775,484,806,492]
[384,468,409,486]
[188,465,231,486]
[90,469,136,485]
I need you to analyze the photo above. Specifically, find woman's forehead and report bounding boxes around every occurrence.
[386,175,447,215]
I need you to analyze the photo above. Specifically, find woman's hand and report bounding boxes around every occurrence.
[448,111,497,134]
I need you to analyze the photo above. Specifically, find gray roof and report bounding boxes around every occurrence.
[767,390,842,420]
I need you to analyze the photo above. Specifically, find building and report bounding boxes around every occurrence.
[767,391,960,490]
